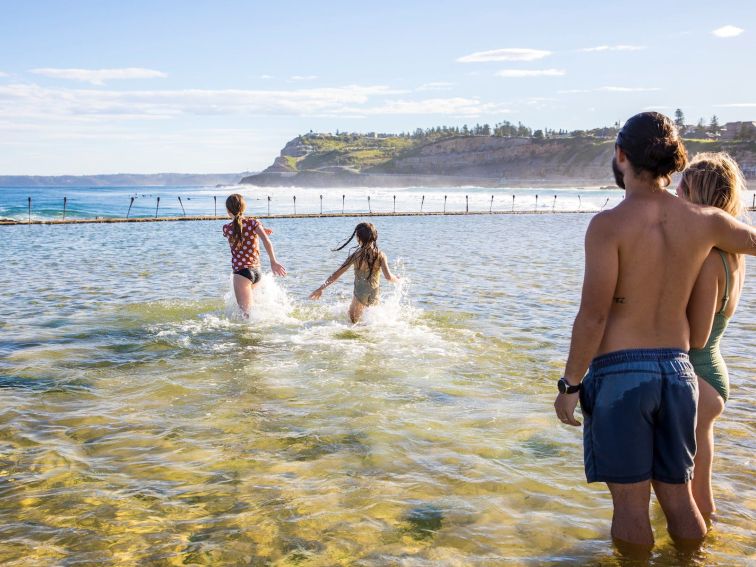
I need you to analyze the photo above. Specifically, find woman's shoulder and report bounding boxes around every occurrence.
[243,216,259,229]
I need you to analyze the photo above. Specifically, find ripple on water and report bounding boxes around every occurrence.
[0,213,753,564]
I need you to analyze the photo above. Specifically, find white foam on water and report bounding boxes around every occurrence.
[288,258,459,359]
[147,259,459,367]
[224,272,298,325]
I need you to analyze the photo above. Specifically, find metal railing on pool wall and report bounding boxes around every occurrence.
[3,192,755,226]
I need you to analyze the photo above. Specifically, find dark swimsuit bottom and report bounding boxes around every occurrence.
[234,267,261,284]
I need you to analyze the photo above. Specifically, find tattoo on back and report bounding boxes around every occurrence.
[614,297,626,304]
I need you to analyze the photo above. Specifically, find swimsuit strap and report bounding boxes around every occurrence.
[716,249,730,314]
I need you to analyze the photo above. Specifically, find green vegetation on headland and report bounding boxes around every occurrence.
[241,119,756,188]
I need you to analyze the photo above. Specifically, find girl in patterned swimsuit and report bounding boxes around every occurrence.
[309,222,399,323]
[678,153,748,520]
[223,194,286,316]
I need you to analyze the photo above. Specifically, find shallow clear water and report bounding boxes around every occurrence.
[0,211,753,565]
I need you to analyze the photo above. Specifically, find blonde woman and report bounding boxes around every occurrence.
[678,153,748,520]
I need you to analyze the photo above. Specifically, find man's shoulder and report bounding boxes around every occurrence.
[587,208,621,233]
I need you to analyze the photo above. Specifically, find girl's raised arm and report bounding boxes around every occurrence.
[309,257,355,300]
[255,223,286,276]
[380,252,399,283]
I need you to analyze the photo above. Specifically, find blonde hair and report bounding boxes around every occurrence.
[225,193,247,249]
[679,152,746,218]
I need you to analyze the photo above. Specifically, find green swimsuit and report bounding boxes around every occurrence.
[353,258,381,306]
[689,250,731,402]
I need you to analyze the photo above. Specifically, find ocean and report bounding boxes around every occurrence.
[2,184,646,221]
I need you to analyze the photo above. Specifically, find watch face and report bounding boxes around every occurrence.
[558,379,566,394]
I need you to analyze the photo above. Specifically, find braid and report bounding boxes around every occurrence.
[334,222,381,273]
[232,212,244,249]
[225,193,247,249]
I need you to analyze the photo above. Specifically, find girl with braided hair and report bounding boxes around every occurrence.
[223,193,286,316]
[309,222,399,323]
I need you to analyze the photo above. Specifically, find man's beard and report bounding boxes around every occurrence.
[612,156,625,189]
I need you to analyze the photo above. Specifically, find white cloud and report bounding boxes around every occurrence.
[712,25,744,38]
[524,97,557,106]
[259,74,273,79]
[558,86,659,94]
[416,81,454,91]
[0,82,512,122]
[0,71,8,78]
[457,48,551,63]
[355,97,510,116]
[600,86,660,92]
[579,45,646,52]
[289,75,318,81]
[496,69,565,78]
[714,102,756,107]
[30,67,167,85]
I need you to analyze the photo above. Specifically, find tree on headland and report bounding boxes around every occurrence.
[517,122,532,137]
[709,115,720,134]
[674,109,685,130]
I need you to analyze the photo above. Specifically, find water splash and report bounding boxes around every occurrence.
[224,273,297,325]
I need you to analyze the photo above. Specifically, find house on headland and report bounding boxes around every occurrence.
[720,121,756,141]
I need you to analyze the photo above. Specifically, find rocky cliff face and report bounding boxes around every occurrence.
[372,136,614,181]
[242,134,756,187]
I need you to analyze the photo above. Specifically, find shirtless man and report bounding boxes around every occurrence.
[554,112,756,549]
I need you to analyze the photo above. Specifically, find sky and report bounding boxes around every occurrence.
[0,0,754,175]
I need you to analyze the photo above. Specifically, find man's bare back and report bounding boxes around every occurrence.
[596,190,743,354]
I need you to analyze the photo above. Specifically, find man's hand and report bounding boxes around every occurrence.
[270,261,287,277]
[554,393,581,426]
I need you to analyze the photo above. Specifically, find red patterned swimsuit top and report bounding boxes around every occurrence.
[222,217,260,270]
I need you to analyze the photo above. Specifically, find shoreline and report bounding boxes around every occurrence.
[239,171,618,189]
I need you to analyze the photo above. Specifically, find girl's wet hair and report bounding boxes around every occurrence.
[225,193,247,249]
[616,112,688,187]
[334,222,381,275]
[679,152,746,218]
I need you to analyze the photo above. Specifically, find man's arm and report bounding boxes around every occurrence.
[710,209,756,255]
[555,213,619,426]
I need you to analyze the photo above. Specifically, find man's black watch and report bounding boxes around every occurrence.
[557,377,581,394]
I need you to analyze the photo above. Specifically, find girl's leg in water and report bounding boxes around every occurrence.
[692,377,725,520]
[348,297,366,323]
[233,274,255,316]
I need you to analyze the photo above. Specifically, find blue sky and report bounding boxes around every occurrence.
[1,0,754,174]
